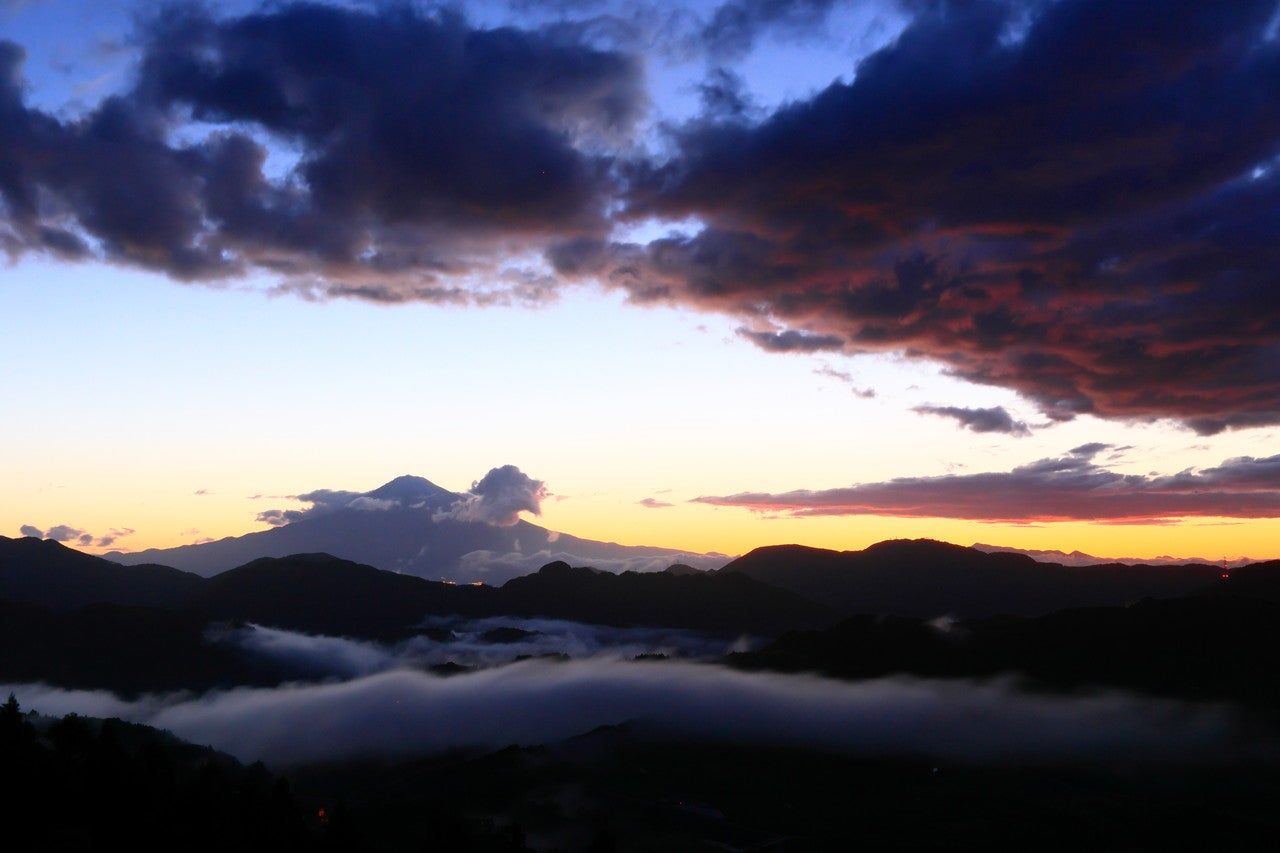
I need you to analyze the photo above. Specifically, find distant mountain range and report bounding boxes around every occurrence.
[731,570,1280,709]
[970,542,1253,568]
[0,536,836,692]
[719,538,1231,617]
[106,475,724,583]
[8,531,1280,712]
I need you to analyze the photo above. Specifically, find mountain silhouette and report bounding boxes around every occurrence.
[190,552,495,640]
[496,560,835,634]
[722,538,1225,617]
[730,562,1280,709]
[106,475,714,582]
[5,536,792,632]
[0,535,203,610]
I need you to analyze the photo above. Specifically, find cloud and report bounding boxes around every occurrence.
[566,0,1280,432]
[255,485,422,527]
[698,0,845,59]
[737,327,846,352]
[436,465,548,527]
[5,2,1280,432]
[18,524,133,547]
[638,497,673,508]
[914,405,1031,436]
[692,446,1280,522]
[217,617,746,680]
[2,663,1259,768]
[44,525,84,543]
[255,489,369,527]
[0,3,642,291]
[814,365,876,397]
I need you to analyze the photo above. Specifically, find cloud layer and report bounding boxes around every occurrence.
[554,0,1280,432]
[224,617,749,678]
[5,2,1280,430]
[3,660,1259,767]
[1,3,638,293]
[694,444,1280,522]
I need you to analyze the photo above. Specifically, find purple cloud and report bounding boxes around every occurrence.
[693,447,1280,522]
[914,405,1031,436]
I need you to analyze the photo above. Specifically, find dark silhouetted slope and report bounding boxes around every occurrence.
[731,591,1280,709]
[0,599,288,693]
[0,535,203,610]
[0,702,321,852]
[723,538,1224,617]
[1201,560,1280,602]
[190,553,496,640]
[495,561,835,634]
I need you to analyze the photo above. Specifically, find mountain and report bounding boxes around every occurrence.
[190,552,496,640]
[1,538,830,647]
[729,569,1280,710]
[722,538,1225,617]
[187,553,833,637]
[971,542,1251,569]
[1,704,322,851]
[0,598,290,693]
[0,535,203,610]
[107,475,720,582]
[495,560,835,635]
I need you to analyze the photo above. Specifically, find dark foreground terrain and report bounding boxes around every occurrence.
[7,536,1280,850]
[7,691,1280,853]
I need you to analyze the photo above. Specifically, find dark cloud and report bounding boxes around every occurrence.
[696,66,755,121]
[573,0,1280,432]
[254,475,461,527]
[19,524,42,538]
[42,525,82,543]
[7,2,1280,431]
[692,447,1280,522]
[2,664,1255,768]
[0,3,642,293]
[914,404,1030,436]
[737,327,846,352]
[437,465,548,527]
[255,489,369,527]
[699,0,844,59]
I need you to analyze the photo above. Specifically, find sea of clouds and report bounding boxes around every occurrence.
[5,658,1268,768]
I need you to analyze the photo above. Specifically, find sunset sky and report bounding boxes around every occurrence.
[5,0,1280,563]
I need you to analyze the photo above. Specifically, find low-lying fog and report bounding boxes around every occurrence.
[5,617,1271,769]
[213,615,757,679]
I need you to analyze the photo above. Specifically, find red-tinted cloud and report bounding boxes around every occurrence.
[692,445,1280,522]
[556,0,1280,433]
[5,2,1280,433]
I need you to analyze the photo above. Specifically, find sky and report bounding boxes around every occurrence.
[4,0,1280,563]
